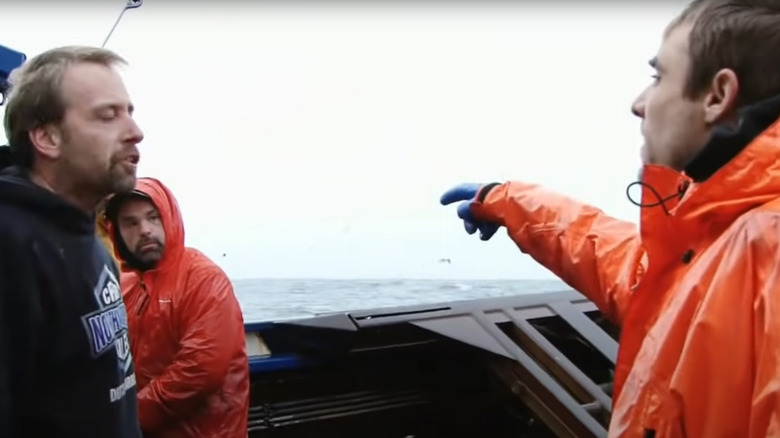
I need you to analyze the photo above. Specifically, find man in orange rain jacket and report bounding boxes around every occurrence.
[104,177,249,438]
[441,1,780,437]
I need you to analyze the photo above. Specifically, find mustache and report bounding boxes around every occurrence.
[112,147,140,165]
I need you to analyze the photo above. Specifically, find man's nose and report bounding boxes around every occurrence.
[124,118,145,144]
[139,220,153,236]
[631,88,648,118]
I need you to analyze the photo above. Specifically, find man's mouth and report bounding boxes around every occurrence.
[139,241,158,252]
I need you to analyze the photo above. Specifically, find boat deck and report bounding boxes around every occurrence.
[244,289,618,438]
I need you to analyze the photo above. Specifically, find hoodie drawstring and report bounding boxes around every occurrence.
[625,180,689,216]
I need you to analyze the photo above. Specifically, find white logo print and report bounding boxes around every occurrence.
[80,265,136,402]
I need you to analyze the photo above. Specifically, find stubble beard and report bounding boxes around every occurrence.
[107,160,137,195]
[131,245,163,270]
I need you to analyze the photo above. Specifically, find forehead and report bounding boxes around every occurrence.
[657,21,693,69]
[117,197,158,218]
[60,62,131,110]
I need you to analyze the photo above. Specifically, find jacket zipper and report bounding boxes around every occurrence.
[131,276,149,378]
[136,277,149,316]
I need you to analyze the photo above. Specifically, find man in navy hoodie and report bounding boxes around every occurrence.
[0,45,144,437]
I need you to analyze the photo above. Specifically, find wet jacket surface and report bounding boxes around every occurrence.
[471,97,780,437]
[109,178,249,438]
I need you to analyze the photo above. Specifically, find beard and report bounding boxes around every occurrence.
[132,238,164,268]
[107,159,137,194]
[59,127,138,198]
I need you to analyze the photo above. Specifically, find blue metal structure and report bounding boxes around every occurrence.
[0,44,26,106]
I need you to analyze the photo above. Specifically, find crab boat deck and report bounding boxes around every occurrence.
[243,289,619,438]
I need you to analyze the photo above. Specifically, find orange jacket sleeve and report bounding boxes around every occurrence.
[136,266,244,432]
[471,181,645,325]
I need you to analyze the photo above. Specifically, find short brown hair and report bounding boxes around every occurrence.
[2,46,126,167]
[674,0,780,107]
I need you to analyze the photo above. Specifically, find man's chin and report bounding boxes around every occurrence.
[134,255,160,269]
[639,142,653,162]
[109,169,137,194]
[113,179,137,195]
[638,145,654,180]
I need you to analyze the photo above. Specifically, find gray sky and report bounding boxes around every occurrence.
[3,1,685,280]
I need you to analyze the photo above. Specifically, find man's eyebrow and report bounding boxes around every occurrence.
[92,102,134,115]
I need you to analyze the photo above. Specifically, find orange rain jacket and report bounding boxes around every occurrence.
[471,112,780,437]
[108,178,249,438]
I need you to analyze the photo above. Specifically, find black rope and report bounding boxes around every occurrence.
[625,180,686,216]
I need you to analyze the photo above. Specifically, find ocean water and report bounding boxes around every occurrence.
[233,278,571,322]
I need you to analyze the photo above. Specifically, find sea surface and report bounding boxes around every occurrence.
[233,278,571,322]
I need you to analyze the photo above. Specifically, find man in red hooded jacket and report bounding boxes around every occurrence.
[105,177,249,438]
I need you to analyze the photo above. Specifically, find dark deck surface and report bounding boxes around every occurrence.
[246,289,618,438]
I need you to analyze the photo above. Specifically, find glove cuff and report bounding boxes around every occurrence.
[476,182,501,203]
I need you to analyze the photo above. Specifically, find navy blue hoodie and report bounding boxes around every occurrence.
[0,164,142,438]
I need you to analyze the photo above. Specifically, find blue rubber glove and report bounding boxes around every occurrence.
[440,183,500,241]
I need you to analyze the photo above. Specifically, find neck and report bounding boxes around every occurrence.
[28,167,101,214]
[683,95,780,182]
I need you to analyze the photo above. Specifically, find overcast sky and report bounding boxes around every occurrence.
[3,1,686,280]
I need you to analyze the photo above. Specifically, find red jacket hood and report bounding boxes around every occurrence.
[108,177,186,272]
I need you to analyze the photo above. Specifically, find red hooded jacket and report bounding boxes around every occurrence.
[108,178,249,438]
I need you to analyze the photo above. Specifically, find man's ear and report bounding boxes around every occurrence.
[703,68,739,125]
[28,124,62,160]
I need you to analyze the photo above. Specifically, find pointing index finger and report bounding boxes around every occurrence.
[439,183,479,205]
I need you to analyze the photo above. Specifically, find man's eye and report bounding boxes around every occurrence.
[97,109,118,120]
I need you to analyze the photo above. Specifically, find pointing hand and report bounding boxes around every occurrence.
[440,183,500,241]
